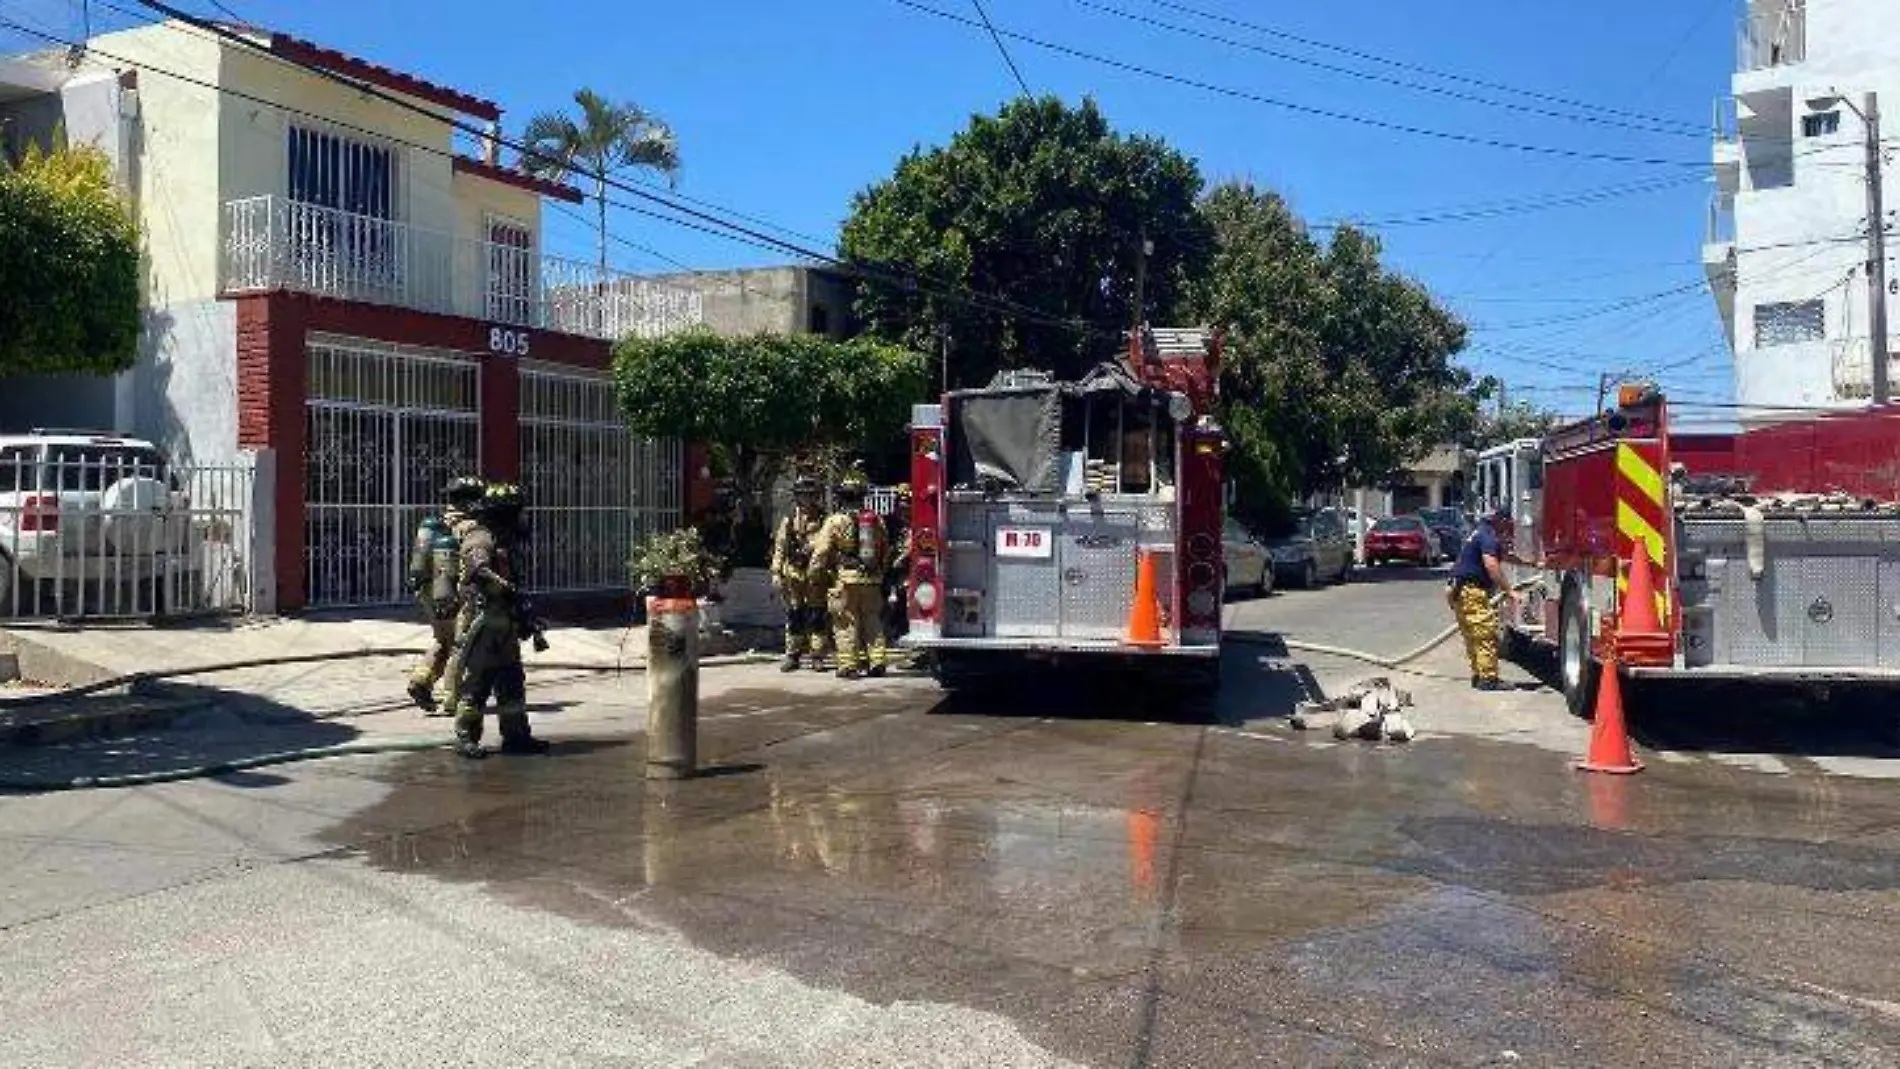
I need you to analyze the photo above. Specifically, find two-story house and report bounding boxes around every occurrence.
[0,20,703,612]
[1704,0,1899,422]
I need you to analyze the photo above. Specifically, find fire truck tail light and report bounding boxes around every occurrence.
[1185,588,1217,618]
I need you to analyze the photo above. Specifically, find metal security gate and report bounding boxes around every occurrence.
[520,362,680,592]
[304,335,481,606]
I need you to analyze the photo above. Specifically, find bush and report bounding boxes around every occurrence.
[628,527,725,597]
[0,142,140,378]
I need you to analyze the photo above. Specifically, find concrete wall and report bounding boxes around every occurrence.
[642,267,857,338]
[121,300,241,466]
[1720,0,1900,423]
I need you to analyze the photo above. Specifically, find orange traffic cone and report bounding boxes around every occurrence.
[1621,540,1665,637]
[1124,549,1165,648]
[1574,653,1644,775]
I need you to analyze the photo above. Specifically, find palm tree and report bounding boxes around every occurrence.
[520,89,680,277]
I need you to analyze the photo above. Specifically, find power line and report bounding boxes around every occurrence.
[1071,0,1708,139]
[1135,0,1710,134]
[1314,174,1703,230]
[969,0,1032,97]
[40,5,1110,342]
[890,0,1708,168]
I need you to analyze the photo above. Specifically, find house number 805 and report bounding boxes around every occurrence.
[489,328,531,356]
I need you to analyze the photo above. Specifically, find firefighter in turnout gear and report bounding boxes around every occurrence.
[812,471,890,679]
[406,476,487,715]
[451,483,550,759]
[771,475,830,672]
[1449,504,1512,691]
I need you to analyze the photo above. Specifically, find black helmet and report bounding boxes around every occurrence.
[444,475,486,507]
[476,482,525,518]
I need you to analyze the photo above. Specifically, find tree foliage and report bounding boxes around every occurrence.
[1183,183,1479,525]
[613,329,928,563]
[1468,394,1564,450]
[0,141,139,378]
[839,96,1211,388]
[520,88,680,274]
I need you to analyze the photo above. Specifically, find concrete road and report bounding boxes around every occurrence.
[8,579,1900,1066]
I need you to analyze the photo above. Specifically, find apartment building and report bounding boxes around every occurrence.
[1704,0,1898,423]
[0,21,703,611]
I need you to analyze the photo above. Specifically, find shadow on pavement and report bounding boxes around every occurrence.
[1625,679,1900,760]
[0,680,366,790]
[1344,564,1448,585]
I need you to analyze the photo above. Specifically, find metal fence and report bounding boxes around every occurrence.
[1,452,257,620]
[520,363,681,592]
[304,336,483,607]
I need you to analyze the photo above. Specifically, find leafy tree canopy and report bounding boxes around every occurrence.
[1467,390,1565,450]
[0,140,139,378]
[1183,183,1479,524]
[839,96,1211,387]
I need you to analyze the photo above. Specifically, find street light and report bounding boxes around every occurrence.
[1807,88,1889,405]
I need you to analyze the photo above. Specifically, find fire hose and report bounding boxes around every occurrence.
[0,647,780,793]
[1229,577,1542,672]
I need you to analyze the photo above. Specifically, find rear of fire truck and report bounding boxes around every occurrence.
[1488,382,1900,715]
[900,328,1227,692]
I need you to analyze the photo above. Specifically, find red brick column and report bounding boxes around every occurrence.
[481,355,521,482]
[236,294,310,612]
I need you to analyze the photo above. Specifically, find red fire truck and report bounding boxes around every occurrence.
[901,328,1228,691]
[1479,382,1900,716]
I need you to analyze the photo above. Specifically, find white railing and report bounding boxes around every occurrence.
[222,196,704,343]
[1738,1,1804,72]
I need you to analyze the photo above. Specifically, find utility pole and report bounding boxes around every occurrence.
[1131,229,1152,332]
[1864,91,1890,405]
[939,323,952,397]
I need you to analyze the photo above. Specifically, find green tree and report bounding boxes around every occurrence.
[0,140,140,379]
[1183,182,1478,524]
[613,329,928,563]
[521,89,680,275]
[839,96,1212,388]
[1468,391,1564,450]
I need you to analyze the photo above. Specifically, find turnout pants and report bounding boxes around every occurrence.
[828,576,887,671]
[1451,583,1500,682]
[454,614,532,744]
[778,574,831,660]
[408,602,466,708]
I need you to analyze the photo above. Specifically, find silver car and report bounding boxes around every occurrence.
[1222,518,1274,599]
[1266,508,1355,588]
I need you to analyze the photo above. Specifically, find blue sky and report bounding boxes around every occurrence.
[6,0,1741,423]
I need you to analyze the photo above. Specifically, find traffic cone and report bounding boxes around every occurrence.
[1574,653,1644,775]
[1124,549,1165,648]
[1621,540,1664,637]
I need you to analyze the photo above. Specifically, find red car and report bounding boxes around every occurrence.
[1364,515,1439,566]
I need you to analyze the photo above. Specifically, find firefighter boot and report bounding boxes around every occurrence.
[781,653,802,673]
[406,679,438,713]
[453,714,486,760]
[498,713,551,755]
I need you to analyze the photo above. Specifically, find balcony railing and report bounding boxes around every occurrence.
[1737,1,1805,72]
[221,196,704,342]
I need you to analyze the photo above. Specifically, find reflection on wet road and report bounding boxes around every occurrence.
[318,675,1900,1067]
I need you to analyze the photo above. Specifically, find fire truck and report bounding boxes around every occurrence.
[901,328,1227,691]
[1479,382,1900,716]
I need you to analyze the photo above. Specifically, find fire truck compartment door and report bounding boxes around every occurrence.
[1058,509,1144,640]
[989,504,1064,637]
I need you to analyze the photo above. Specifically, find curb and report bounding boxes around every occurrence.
[0,697,216,749]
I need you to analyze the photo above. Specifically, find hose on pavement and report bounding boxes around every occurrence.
[0,737,451,793]
[1230,578,1541,672]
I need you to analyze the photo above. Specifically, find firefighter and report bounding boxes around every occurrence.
[451,482,550,759]
[883,484,913,658]
[405,475,487,715]
[1448,503,1512,691]
[770,475,830,672]
[812,470,889,679]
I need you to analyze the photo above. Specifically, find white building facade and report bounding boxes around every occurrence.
[1705,0,1900,424]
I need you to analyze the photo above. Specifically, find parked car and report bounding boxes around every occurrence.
[1418,506,1470,561]
[0,430,198,615]
[1222,517,1274,598]
[1264,508,1354,588]
[1364,515,1438,567]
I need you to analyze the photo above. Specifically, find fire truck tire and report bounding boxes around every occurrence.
[1558,588,1600,720]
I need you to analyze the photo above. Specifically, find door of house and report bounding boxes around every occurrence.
[303,335,481,607]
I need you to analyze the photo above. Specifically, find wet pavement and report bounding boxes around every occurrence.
[8,578,1900,1065]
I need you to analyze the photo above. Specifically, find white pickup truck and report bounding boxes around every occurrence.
[0,430,201,617]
